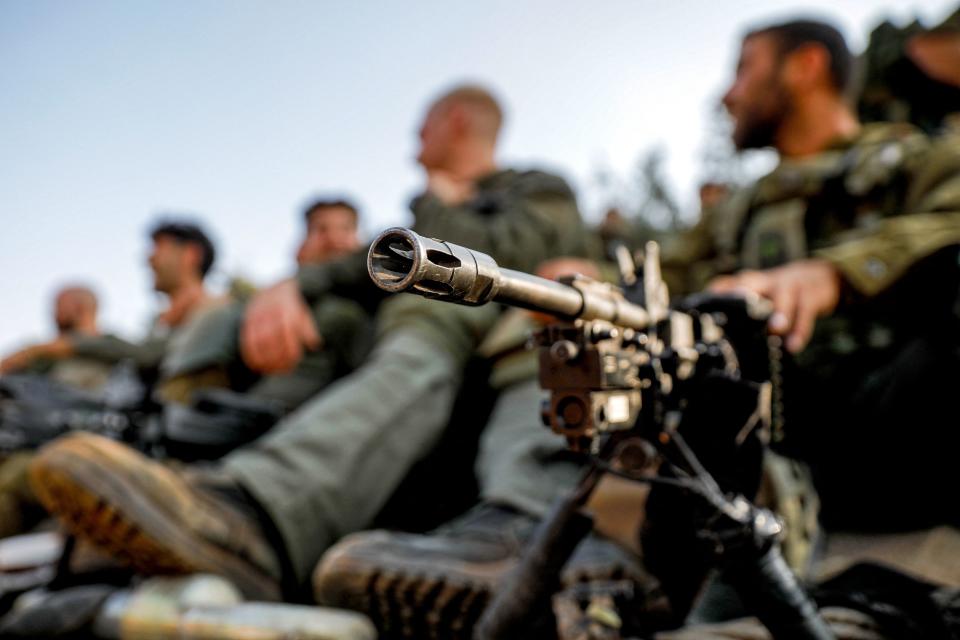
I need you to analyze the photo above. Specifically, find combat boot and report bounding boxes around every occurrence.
[29,432,283,601]
[313,503,666,639]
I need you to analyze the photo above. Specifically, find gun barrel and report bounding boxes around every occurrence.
[367,228,651,329]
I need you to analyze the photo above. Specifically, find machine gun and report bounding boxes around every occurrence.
[0,364,151,455]
[367,228,834,640]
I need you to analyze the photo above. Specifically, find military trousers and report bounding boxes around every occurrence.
[476,378,581,519]
[222,328,465,585]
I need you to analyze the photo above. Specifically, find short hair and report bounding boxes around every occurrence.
[745,19,853,93]
[302,197,360,227]
[434,84,504,140]
[150,219,216,277]
[55,285,98,314]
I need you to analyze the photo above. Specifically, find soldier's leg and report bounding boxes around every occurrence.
[30,297,499,597]
[312,376,662,638]
[222,299,499,584]
[475,378,581,518]
[241,361,331,412]
[476,378,650,551]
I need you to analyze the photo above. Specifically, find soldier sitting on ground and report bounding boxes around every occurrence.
[1,285,112,393]
[652,17,960,638]
[28,85,627,612]
[156,197,372,413]
[0,220,223,539]
[1,220,223,387]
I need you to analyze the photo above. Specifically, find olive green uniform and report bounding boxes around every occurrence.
[159,295,372,412]
[66,302,228,385]
[221,169,590,584]
[21,332,116,393]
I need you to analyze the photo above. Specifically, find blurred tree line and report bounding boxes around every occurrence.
[590,102,763,255]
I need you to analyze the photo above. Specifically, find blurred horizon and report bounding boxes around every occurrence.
[1,0,955,354]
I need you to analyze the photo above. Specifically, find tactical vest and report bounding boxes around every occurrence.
[710,123,928,275]
[707,124,935,365]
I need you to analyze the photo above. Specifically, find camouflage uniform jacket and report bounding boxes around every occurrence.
[664,122,960,367]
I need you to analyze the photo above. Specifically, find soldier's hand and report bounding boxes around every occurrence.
[708,259,842,353]
[0,338,72,374]
[426,170,476,205]
[536,257,601,282]
[0,347,36,374]
[241,279,321,373]
[908,31,960,88]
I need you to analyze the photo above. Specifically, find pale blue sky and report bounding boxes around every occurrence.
[1,0,954,353]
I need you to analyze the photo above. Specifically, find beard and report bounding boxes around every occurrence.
[732,79,791,150]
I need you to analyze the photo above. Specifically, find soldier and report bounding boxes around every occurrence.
[157,198,372,411]
[51,286,100,341]
[1,220,221,382]
[0,285,112,392]
[655,17,960,637]
[30,85,596,602]
[311,18,960,638]
[0,221,221,539]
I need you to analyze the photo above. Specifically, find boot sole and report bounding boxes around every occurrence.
[31,436,280,601]
[317,533,500,639]
[316,529,657,639]
[328,566,491,639]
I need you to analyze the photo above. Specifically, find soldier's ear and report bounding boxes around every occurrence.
[182,243,204,277]
[783,43,832,92]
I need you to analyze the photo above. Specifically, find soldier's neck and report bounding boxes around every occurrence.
[776,96,860,159]
[73,317,99,337]
[161,281,209,328]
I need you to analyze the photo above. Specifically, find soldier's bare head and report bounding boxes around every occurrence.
[54,285,98,335]
[296,197,361,266]
[724,19,855,153]
[417,84,504,171]
[148,220,216,294]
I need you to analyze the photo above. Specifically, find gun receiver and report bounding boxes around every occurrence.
[369,227,769,452]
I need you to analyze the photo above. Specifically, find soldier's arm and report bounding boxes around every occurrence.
[0,338,71,374]
[313,298,374,375]
[71,334,170,370]
[2,333,168,375]
[713,140,960,352]
[295,248,387,309]
[815,138,960,296]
